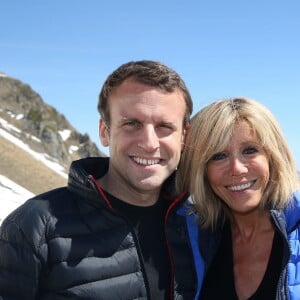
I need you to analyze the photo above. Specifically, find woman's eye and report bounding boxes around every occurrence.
[210,152,227,161]
[243,146,258,155]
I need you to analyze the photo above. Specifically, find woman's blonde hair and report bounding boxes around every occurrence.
[176,97,299,229]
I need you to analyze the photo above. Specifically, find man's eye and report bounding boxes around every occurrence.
[158,123,174,130]
[124,121,139,127]
[210,152,227,161]
[243,146,258,155]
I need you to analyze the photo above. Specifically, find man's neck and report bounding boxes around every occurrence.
[97,175,160,207]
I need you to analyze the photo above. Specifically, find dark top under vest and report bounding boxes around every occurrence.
[200,222,283,300]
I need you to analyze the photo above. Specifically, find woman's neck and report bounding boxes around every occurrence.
[231,209,274,244]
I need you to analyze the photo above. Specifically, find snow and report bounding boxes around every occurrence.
[0,116,21,134]
[58,129,71,141]
[0,175,34,225]
[16,114,24,120]
[0,117,67,179]
[0,116,41,142]
[69,145,79,153]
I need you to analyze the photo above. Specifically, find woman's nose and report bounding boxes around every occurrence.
[230,156,248,176]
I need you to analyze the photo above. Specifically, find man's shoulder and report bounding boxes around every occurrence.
[0,186,82,247]
[1,187,72,229]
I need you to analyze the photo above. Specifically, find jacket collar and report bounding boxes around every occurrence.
[67,157,185,208]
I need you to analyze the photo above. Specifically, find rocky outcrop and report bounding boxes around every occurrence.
[0,74,105,170]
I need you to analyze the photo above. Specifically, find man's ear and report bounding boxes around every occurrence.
[99,119,110,147]
[181,123,190,151]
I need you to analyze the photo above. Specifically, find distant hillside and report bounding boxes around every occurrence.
[0,134,67,194]
[0,73,106,195]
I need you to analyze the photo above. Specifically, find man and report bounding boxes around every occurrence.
[0,60,199,299]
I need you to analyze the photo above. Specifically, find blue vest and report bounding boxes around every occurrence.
[181,191,300,300]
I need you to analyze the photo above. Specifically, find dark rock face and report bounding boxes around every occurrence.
[0,74,105,170]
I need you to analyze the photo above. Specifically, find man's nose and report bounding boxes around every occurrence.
[139,125,160,152]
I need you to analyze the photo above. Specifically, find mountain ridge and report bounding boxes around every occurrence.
[0,73,105,195]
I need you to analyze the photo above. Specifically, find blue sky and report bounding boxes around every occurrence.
[1,1,300,168]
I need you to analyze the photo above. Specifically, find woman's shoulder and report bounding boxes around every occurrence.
[283,190,300,232]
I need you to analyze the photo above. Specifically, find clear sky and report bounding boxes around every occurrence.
[1,1,300,168]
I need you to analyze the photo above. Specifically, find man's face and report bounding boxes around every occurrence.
[99,79,187,205]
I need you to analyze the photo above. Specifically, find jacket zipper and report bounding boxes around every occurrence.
[270,210,291,300]
[164,192,186,300]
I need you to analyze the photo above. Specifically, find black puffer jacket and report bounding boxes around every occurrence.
[0,157,197,300]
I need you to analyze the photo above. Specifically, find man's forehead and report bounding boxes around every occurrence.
[118,113,182,124]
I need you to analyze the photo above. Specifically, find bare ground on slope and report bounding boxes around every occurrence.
[0,135,67,195]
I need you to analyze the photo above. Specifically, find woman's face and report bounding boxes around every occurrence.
[207,120,270,216]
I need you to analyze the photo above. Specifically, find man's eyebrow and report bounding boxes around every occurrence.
[160,120,176,126]
[118,117,140,124]
[120,116,137,121]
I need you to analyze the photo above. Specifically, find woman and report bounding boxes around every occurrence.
[177,97,300,299]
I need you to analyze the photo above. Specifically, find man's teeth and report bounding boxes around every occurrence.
[133,157,160,165]
[228,182,252,191]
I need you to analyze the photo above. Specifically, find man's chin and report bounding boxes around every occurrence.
[136,176,169,191]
